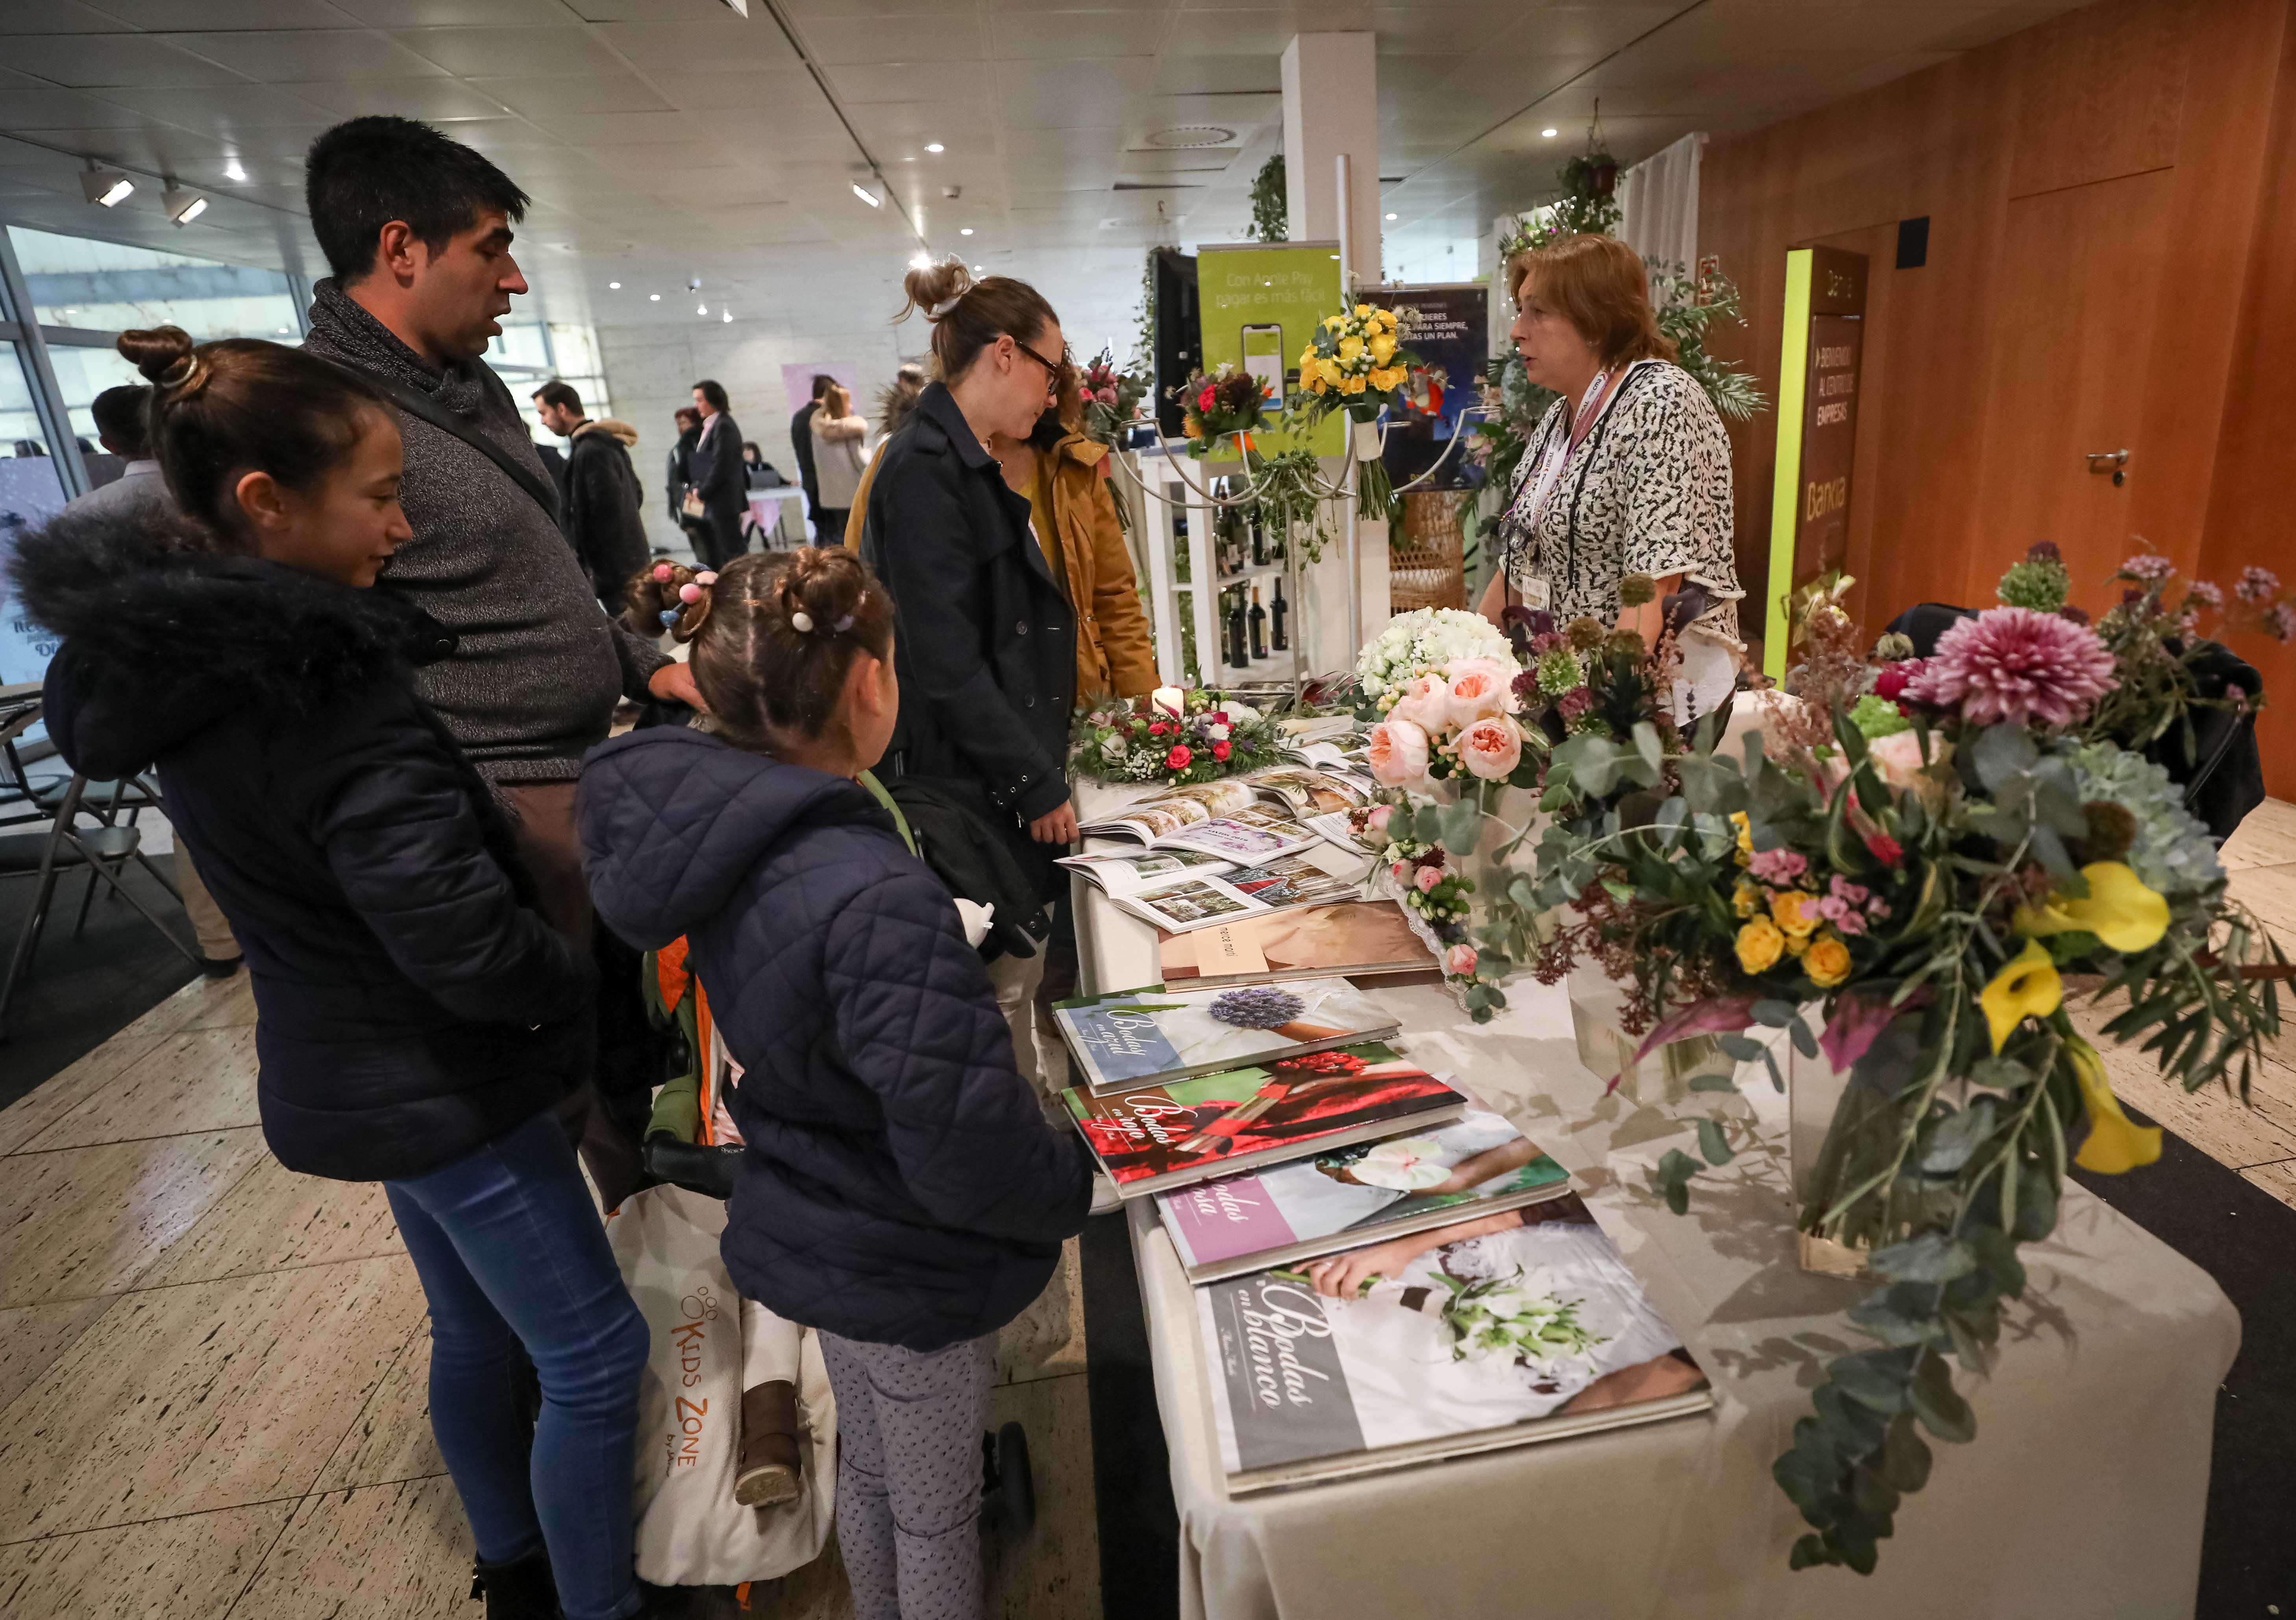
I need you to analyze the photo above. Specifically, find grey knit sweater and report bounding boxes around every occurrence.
[303,281,669,783]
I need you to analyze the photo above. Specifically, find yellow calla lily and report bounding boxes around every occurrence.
[2068,1036,2161,1174]
[1980,938,2062,1054]
[2014,861,2169,955]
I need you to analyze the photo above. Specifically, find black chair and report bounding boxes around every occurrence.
[0,771,201,1038]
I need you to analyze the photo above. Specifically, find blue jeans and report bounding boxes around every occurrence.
[385,1109,650,1620]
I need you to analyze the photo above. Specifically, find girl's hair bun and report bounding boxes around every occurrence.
[117,325,203,392]
[901,258,972,323]
[776,544,868,634]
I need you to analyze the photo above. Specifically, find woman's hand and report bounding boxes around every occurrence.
[1304,1235,1432,1298]
[1029,803,1079,844]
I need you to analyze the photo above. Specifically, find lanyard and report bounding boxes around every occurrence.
[1514,363,1633,539]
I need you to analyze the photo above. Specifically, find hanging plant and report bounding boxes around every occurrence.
[1247,153,1288,243]
[1243,445,1339,564]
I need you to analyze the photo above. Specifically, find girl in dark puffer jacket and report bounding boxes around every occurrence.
[580,547,1091,1620]
[14,327,649,1620]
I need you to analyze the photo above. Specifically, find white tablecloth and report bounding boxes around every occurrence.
[1073,879,2239,1620]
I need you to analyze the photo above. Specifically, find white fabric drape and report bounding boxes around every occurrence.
[1617,131,1707,271]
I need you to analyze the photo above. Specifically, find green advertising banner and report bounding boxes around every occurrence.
[1193,241,1346,460]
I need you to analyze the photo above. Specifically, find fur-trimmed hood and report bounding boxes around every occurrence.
[13,507,456,781]
[575,417,639,450]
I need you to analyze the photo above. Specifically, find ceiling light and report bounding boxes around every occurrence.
[972,264,983,273]
[697,302,708,315]
[852,181,882,208]
[909,251,932,270]
[222,158,246,183]
[721,309,732,323]
[275,325,290,334]
[959,227,973,236]
[609,280,621,289]
[650,292,661,301]
[1384,212,1397,221]
[162,186,207,226]
[925,142,944,153]
[1541,127,1559,139]
[81,167,133,208]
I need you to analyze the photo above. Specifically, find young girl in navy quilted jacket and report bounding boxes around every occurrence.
[581,546,1092,1620]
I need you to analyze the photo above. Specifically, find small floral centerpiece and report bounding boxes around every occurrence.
[1069,687,1282,787]
[1513,557,2286,1575]
[1170,364,1265,457]
[1297,301,1420,527]
[1079,345,1149,449]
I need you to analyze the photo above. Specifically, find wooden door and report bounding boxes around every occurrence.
[1969,167,2178,608]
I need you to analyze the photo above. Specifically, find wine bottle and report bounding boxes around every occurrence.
[1248,584,1267,660]
[1251,513,1267,567]
[1270,578,1289,651]
[1226,588,1250,668]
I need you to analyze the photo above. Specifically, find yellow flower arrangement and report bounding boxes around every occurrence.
[1980,938,2063,1054]
[1735,916,1785,974]
[2013,861,2169,954]
[1729,810,1752,865]
[1771,888,1821,938]
[1804,935,1853,988]
[1732,882,1759,918]
[1297,300,1419,426]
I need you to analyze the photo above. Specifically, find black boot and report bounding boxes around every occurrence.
[981,1421,1035,1536]
[470,1547,559,1619]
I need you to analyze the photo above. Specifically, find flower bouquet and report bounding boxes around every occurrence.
[1079,346,1149,449]
[1514,562,2286,1574]
[1170,363,1265,457]
[1069,687,1282,787]
[1297,301,1419,527]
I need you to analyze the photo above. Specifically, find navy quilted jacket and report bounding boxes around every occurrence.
[579,726,1092,1351]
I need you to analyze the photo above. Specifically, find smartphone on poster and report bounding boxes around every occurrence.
[1241,324,1284,405]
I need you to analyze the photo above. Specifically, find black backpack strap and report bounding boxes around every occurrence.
[315,355,561,526]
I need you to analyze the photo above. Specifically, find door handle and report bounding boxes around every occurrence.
[2085,449,2129,486]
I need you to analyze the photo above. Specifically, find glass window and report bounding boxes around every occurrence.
[7,226,299,342]
[43,345,148,449]
[1,344,54,459]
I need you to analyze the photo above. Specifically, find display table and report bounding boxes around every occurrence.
[1071,867,2239,1619]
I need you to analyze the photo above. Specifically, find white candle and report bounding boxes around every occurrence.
[1151,685,1185,718]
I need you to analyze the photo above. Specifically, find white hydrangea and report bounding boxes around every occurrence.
[1356,608,1517,700]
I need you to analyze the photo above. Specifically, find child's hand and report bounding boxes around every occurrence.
[649,661,709,713]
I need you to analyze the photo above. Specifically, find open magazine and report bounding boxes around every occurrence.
[1157,901,1438,987]
[1157,1100,1573,1282]
[1058,847,1236,898]
[1064,1043,1465,1197]
[1110,851,1370,935]
[1078,773,1358,862]
[1196,1198,1711,1492]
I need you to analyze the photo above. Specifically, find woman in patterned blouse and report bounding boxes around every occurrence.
[1477,234,1744,721]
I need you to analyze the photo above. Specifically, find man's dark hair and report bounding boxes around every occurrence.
[810,374,836,400]
[305,116,530,284]
[89,385,151,457]
[693,379,730,414]
[532,379,583,416]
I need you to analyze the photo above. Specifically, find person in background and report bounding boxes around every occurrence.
[789,372,833,537]
[1477,233,1743,719]
[667,405,703,545]
[60,382,244,978]
[63,385,170,522]
[686,378,746,570]
[808,381,866,543]
[985,367,1156,705]
[740,441,783,489]
[581,546,1090,1620]
[18,327,649,1620]
[841,362,925,555]
[300,114,701,1199]
[864,260,1077,1106]
[532,381,649,608]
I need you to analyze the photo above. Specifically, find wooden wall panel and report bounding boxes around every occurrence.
[2197,7,2296,800]
[1700,0,2293,707]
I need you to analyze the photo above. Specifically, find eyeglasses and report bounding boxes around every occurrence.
[1011,337,1072,396]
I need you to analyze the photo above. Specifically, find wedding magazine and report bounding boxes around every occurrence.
[1110,851,1370,935]
[1156,1101,1574,1283]
[1053,979,1399,1093]
[1077,777,1329,862]
[1195,1200,1712,1492]
[1058,847,1235,898]
[1062,1043,1466,1198]
[1156,901,1438,987]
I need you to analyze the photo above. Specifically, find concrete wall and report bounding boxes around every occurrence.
[596,316,922,558]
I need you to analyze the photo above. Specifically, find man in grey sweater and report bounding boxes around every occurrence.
[302,116,700,1187]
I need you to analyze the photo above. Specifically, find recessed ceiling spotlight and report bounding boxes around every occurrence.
[925,142,944,153]
[275,325,290,335]
[649,292,662,301]
[909,251,932,270]
[222,158,247,183]
[163,186,207,226]
[972,264,983,273]
[959,227,973,236]
[852,181,882,207]
[80,166,133,208]
[1541,127,1559,139]
[609,280,621,289]
[721,309,732,323]
[699,302,710,315]
[1384,212,1397,221]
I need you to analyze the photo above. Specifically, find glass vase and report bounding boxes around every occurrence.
[1787,1038,1871,1279]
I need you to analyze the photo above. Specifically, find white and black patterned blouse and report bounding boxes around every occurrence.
[1498,359,1744,647]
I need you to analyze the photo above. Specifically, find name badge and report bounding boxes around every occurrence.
[1515,575,1552,613]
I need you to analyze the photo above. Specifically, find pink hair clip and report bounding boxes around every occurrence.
[651,562,674,583]
[694,570,718,586]
[678,583,701,604]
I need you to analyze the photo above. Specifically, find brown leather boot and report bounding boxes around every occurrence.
[733,1380,803,1508]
